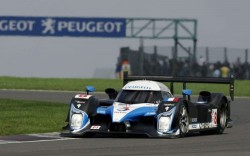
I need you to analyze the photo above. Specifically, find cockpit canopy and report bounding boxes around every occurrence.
[117,80,173,104]
[122,80,171,92]
[116,90,172,104]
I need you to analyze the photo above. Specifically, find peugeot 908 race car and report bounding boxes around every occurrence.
[61,72,234,138]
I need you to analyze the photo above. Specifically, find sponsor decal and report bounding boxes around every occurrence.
[124,85,151,90]
[168,97,179,102]
[189,124,200,130]
[117,105,130,111]
[200,123,210,129]
[191,118,198,123]
[113,111,127,114]
[214,113,217,124]
[164,103,175,106]
[75,94,91,99]
[77,104,81,108]
[165,106,169,111]
[75,100,86,104]
[211,109,217,125]
[97,110,106,114]
[90,125,101,130]
[145,112,156,115]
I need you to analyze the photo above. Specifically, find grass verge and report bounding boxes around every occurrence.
[0,99,68,136]
[0,76,123,92]
[0,76,250,97]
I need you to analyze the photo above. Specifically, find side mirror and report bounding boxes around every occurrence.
[182,89,192,96]
[182,89,192,100]
[105,88,118,100]
[85,86,95,95]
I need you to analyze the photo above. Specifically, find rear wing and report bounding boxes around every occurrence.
[123,71,234,101]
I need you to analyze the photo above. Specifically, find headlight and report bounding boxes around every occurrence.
[158,116,171,131]
[70,114,83,130]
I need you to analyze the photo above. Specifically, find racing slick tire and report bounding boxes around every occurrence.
[216,99,227,134]
[178,104,189,137]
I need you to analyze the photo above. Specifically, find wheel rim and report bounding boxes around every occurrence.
[179,106,189,134]
[220,108,227,129]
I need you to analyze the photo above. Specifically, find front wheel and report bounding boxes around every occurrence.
[178,105,189,137]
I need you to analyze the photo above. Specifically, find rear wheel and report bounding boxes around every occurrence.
[200,99,227,135]
[178,105,189,137]
[217,100,227,134]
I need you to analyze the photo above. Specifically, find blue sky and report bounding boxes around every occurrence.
[0,0,249,78]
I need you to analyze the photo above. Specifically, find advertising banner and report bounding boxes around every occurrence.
[0,16,126,37]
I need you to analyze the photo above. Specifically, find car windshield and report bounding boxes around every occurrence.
[116,90,162,104]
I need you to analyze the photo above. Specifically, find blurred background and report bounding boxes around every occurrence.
[0,0,249,79]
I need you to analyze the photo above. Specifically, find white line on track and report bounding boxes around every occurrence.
[0,137,78,145]
[0,132,79,145]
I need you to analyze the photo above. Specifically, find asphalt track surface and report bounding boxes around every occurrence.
[0,89,250,156]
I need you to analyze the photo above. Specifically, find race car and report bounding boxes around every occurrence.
[61,72,234,138]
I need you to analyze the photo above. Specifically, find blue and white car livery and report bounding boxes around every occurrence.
[62,73,234,138]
